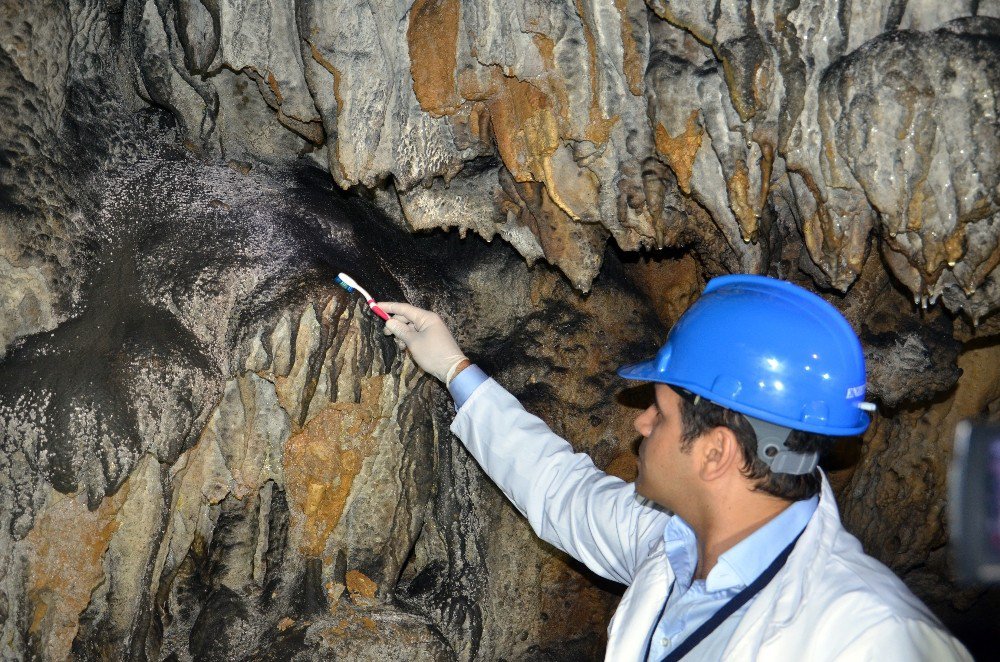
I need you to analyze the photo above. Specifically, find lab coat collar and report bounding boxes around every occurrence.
[606,546,675,660]
[661,515,697,589]
[722,471,841,653]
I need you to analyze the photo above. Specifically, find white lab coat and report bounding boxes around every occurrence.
[451,378,972,661]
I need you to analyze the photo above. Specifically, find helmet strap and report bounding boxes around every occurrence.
[748,417,819,475]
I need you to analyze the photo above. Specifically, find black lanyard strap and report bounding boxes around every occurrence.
[652,530,804,662]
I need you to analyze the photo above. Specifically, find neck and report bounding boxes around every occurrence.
[690,492,792,581]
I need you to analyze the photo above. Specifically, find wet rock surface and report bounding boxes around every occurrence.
[115,0,1000,311]
[1,0,999,659]
[0,128,650,659]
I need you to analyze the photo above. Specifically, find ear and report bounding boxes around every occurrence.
[697,426,742,481]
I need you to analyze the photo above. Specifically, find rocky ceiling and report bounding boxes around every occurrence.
[0,0,998,660]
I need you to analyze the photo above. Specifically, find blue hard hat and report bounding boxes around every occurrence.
[618,275,869,436]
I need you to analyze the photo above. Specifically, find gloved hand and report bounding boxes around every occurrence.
[379,302,468,384]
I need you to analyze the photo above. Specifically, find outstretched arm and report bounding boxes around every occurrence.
[381,301,667,585]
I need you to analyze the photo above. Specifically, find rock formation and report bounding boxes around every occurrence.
[0,0,997,659]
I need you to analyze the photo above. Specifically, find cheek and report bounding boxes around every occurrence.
[642,432,677,471]
[638,435,660,466]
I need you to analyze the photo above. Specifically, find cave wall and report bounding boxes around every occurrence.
[1,0,999,659]
[0,134,658,660]
[116,0,1000,312]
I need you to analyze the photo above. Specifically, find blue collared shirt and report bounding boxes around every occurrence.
[448,363,489,408]
[648,496,818,660]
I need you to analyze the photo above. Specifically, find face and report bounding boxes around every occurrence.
[632,384,701,512]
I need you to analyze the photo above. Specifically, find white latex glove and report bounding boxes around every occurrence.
[379,302,468,384]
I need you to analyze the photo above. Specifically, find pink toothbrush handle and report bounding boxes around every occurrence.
[367,300,390,321]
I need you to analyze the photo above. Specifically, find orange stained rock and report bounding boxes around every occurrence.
[546,145,602,222]
[817,206,870,290]
[649,4,713,45]
[728,160,757,241]
[951,343,1000,423]
[533,33,556,72]
[485,69,606,225]
[526,33,576,136]
[308,41,348,183]
[25,488,126,659]
[573,0,619,145]
[486,70,560,184]
[345,569,378,600]
[456,66,500,103]
[326,619,349,637]
[759,141,775,207]
[277,617,296,631]
[624,251,702,329]
[267,70,283,105]
[465,101,490,145]
[944,226,967,268]
[906,178,929,233]
[899,193,999,294]
[655,111,703,194]
[407,0,461,117]
[613,0,644,96]
[283,375,385,558]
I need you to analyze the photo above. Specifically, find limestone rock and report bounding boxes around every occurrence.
[123,0,658,291]
[820,22,1000,313]
[0,123,644,658]
[2,0,1000,659]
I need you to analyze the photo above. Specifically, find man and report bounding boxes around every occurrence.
[380,275,971,660]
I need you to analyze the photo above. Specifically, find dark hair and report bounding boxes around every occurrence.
[676,392,826,501]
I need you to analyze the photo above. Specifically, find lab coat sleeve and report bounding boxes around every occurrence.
[450,378,669,585]
[833,617,973,661]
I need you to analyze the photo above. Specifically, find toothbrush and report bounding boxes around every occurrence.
[335,273,390,321]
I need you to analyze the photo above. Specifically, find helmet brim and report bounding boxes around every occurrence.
[617,356,870,436]
[616,359,662,382]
